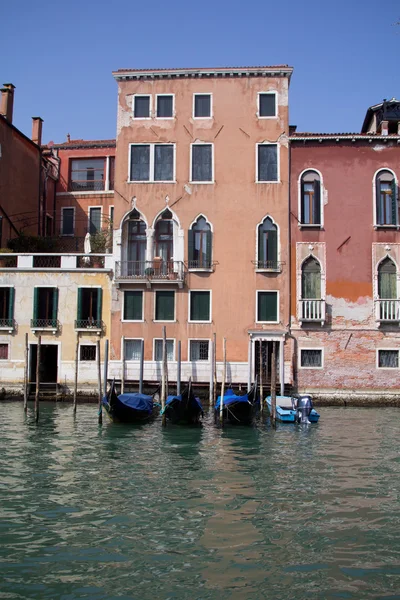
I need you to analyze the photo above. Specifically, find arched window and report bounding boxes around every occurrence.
[301,257,321,299]
[126,208,146,275]
[300,171,321,225]
[155,209,173,263]
[257,217,278,269]
[375,170,397,226]
[378,257,396,299]
[188,216,212,268]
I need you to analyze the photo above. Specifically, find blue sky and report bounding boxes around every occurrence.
[2,0,399,143]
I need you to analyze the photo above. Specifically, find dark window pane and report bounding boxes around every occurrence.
[194,94,211,117]
[70,159,105,191]
[379,350,399,368]
[257,291,277,322]
[89,208,101,234]
[190,341,209,361]
[258,145,278,181]
[134,96,150,118]
[259,93,276,117]
[130,145,150,181]
[124,291,143,321]
[301,350,322,367]
[0,344,8,360]
[190,291,210,321]
[155,291,175,321]
[157,95,173,118]
[62,208,74,235]
[80,345,96,361]
[154,145,174,181]
[192,145,212,182]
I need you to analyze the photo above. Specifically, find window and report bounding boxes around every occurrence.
[300,349,323,368]
[61,208,75,235]
[258,93,276,117]
[89,207,102,234]
[378,258,397,299]
[129,144,174,182]
[257,291,278,322]
[126,209,147,275]
[69,158,106,192]
[155,290,175,321]
[156,95,173,118]
[300,170,321,225]
[155,209,173,263]
[0,287,14,327]
[108,157,115,191]
[378,349,399,368]
[191,144,213,183]
[190,340,209,361]
[193,94,211,118]
[257,217,278,269]
[188,216,212,269]
[32,287,58,328]
[80,345,96,361]
[375,170,397,226]
[124,339,142,361]
[133,95,151,118]
[189,291,211,322]
[302,257,321,299]
[0,343,8,360]
[154,339,174,361]
[76,288,102,328]
[123,291,143,321]
[257,144,278,182]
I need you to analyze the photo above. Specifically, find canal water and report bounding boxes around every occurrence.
[1,404,400,599]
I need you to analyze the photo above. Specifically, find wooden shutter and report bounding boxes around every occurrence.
[8,287,14,322]
[33,288,38,321]
[391,179,397,225]
[258,225,264,266]
[300,179,305,223]
[376,177,382,225]
[96,288,103,323]
[188,229,194,263]
[267,229,277,267]
[191,291,210,321]
[205,230,212,268]
[258,292,277,321]
[77,288,82,322]
[125,291,142,320]
[313,180,321,224]
[52,288,58,324]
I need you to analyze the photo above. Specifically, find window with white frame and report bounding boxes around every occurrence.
[257,217,278,269]
[124,339,142,361]
[378,349,399,368]
[154,339,174,361]
[189,340,209,361]
[133,95,151,118]
[258,93,276,117]
[257,291,278,322]
[257,144,278,182]
[300,349,322,368]
[191,144,213,182]
[129,144,174,182]
[156,95,174,118]
[89,207,102,234]
[69,158,107,192]
[61,207,75,235]
[189,291,211,322]
[123,291,143,321]
[188,216,212,268]
[301,257,321,299]
[193,94,211,118]
[375,170,397,226]
[300,170,322,225]
[155,290,175,321]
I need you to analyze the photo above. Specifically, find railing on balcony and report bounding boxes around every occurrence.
[30,318,59,330]
[32,256,61,268]
[69,180,106,192]
[253,260,283,271]
[0,255,17,268]
[299,299,326,325]
[187,259,214,271]
[75,319,103,331]
[115,260,185,285]
[0,253,112,271]
[376,299,400,323]
[0,318,15,331]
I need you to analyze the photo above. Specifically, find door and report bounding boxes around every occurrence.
[30,345,58,391]
[254,340,280,388]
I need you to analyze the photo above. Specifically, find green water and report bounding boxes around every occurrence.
[1,404,400,599]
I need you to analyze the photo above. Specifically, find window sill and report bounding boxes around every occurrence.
[189,181,214,185]
[298,224,323,229]
[188,320,212,324]
[255,268,282,273]
[31,327,58,334]
[192,116,213,120]
[127,180,176,184]
[153,320,176,323]
[255,321,279,325]
[155,117,175,120]
[121,320,145,323]
[188,267,214,273]
[0,326,14,333]
[255,180,280,184]
[57,191,114,196]
[75,327,102,335]
[132,116,152,120]
[374,225,398,230]
[257,115,278,120]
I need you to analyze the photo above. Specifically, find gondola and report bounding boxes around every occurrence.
[163,380,203,425]
[215,378,259,426]
[102,380,160,423]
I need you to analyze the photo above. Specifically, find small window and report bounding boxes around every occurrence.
[0,343,8,360]
[154,339,174,361]
[123,291,143,321]
[257,291,278,322]
[69,158,106,192]
[188,216,212,269]
[80,345,96,361]
[258,93,276,117]
[378,349,399,368]
[190,340,209,361]
[133,95,151,118]
[191,144,213,182]
[375,170,397,226]
[32,287,58,328]
[61,208,74,235]
[0,287,14,327]
[156,95,173,118]
[257,144,278,182]
[124,339,142,361]
[130,144,174,182]
[194,94,211,118]
[189,291,211,322]
[89,207,102,234]
[300,349,322,368]
[257,217,278,269]
[300,170,321,225]
[155,290,175,321]
[76,288,102,328]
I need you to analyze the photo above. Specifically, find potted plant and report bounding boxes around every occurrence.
[0,248,15,267]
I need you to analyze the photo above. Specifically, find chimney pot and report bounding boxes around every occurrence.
[381,120,389,136]
[32,117,43,146]
[0,83,15,123]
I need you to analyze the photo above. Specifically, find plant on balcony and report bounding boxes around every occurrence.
[90,230,110,254]
[0,248,15,267]
[7,234,56,253]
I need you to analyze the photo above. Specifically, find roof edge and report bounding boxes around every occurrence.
[113,66,293,81]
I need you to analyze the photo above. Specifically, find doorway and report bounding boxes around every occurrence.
[30,344,58,391]
[254,340,280,385]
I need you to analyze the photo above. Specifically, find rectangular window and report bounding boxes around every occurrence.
[61,208,74,235]
[154,339,174,361]
[69,158,106,192]
[130,144,174,182]
[89,207,102,234]
[191,144,213,182]
[257,144,278,182]
[76,288,102,328]
[32,287,58,328]
[155,290,175,321]
[190,340,209,361]
[300,349,323,368]
[258,93,276,117]
[109,157,115,191]
[190,291,211,322]
[257,291,278,322]
[156,95,173,118]
[194,94,211,118]
[124,339,142,361]
[378,349,399,368]
[0,343,8,360]
[0,287,14,327]
[133,95,151,118]
[123,291,143,321]
[80,345,96,361]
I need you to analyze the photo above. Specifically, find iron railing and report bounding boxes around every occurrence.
[253,260,283,271]
[0,318,15,329]
[30,318,59,329]
[32,256,61,268]
[376,299,400,322]
[0,255,17,267]
[299,299,326,323]
[187,259,214,270]
[115,260,185,282]
[75,319,103,330]
[69,180,106,192]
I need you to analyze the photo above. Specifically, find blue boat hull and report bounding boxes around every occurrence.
[265,396,320,423]
[215,384,258,426]
[164,384,203,425]
[103,382,159,423]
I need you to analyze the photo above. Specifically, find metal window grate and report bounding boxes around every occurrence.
[80,345,96,361]
[301,349,322,368]
[378,350,399,368]
[190,340,209,361]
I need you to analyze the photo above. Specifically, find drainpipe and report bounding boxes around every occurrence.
[287,138,298,392]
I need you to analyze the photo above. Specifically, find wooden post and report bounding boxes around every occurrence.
[139,339,144,394]
[219,337,226,426]
[270,341,277,428]
[35,335,41,423]
[73,334,79,414]
[23,333,28,412]
[161,326,167,427]
[209,339,214,410]
[121,336,125,394]
[97,339,102,425]
[213,332,217,405]
[103,339,109,397]
[259,340,264,416]
[177,340,181,396]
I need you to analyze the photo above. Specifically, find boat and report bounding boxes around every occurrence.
[215,380,259,425]
[265,395,320,423]
[163,380,203,425]
[102,380,160,423]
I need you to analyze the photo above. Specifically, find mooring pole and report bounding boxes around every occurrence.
[24,333,28,412]
[177,340,181,396]
[121,336,125,394]
[161,326,167,427]
[35,335,41,423]
[97,339,102,425]
[209,338,214,411]
[73,334,79,414]
[259,340,264,417]
[271,341,277,428]
[103,339,109,398]
[213,332,217,405]
[219,337,226,427]
[139,338,144,394]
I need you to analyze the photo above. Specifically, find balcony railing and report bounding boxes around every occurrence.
[31,318,59,331]
[376,299,400,323]
[75,319,103,332]
[32,256,61,268]
[115,260,185,287]
[0,318,15,332]
[253,260,283,272]
[299,299,326,325]
[187,259,214,271]
[0,253,113,271]
[69,180,106,192]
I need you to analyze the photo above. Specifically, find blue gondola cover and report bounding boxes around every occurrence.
[117,393,154,414]
[215,389,251,410]
[166,394,203,411]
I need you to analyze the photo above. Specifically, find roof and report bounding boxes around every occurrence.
[50,138,116,150]
[113,65,293,81]
[361,98,400,133]
[290,132,400,142]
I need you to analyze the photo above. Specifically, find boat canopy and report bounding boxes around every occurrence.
[118,393,153,414]
[166,394,203,410]
[215,389,251,410]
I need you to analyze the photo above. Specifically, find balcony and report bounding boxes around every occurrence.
[298,299,326,326]
[187,259,215,272]
[0,253,113,271]
[74,319,104,334]
[115,260,185,288]
[31,318,59,334]
[253,260,283,273]
[69,180,113,192]
[0,318,15,333]
[375,299,400,324]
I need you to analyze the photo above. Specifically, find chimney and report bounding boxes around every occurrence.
[381,120,389,136]
[0,83,15,123]
[32,117,43,146]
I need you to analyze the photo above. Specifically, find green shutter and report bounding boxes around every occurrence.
[156,291,174,320]
[191,291,210,321]
[313,180,321,224]
[300,179,305,223]
[391,179,397,225]
[258,292,277,322]
[205,230,212,268]
[8,287,14,322]
[188,229,194,263]
[96,288,103,323]
[124,291,142,320]
[33,288,38,320]
[77,288,82,322]
[258,226,264,266]
[52,288,58,324]
[267,229,277,267]
[376,178,382,225]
